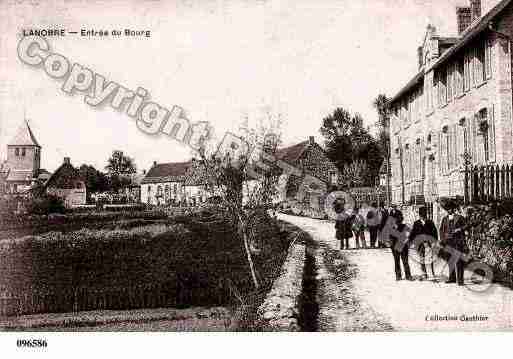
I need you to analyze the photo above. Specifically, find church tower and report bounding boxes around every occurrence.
[6,120,41,178]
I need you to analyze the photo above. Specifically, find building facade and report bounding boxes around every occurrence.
[140,161,209,206]
[388,0,513,217]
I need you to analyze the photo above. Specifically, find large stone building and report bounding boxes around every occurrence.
[388,0,513,218]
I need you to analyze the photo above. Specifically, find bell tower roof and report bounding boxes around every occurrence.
[8,120,40,147]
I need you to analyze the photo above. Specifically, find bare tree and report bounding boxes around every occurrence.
[340,160,367,188]
[193,112,284,289]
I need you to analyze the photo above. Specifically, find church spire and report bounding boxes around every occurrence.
[9,119,41,147]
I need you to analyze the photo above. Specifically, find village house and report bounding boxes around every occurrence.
[387,0,513,221]
[140,161,209,206]
[45,157,87,207]
[275,136,340,211]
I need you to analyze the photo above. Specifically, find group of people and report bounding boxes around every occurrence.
[334,202,389,250]
[335,198,468,285]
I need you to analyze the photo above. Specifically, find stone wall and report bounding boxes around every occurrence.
[257,241,306,331]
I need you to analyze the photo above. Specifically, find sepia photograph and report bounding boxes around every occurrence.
[1,0,513,355]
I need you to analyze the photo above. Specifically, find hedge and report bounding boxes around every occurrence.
[0,212,292,316]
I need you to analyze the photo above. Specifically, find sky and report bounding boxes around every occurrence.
[0,0,501,173]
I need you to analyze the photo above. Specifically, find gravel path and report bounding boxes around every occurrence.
[279,214,513,331]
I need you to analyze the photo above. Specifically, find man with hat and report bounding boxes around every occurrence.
[409,206,438,280]
[439,197,467,286]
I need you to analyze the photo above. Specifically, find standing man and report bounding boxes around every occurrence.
[334,198,350,250]
[378,204,389,248]
[388,210,412,281]
[366,202,381,248]
[439,198,467,286]
[409,206,438,281]
[352,207,367,249]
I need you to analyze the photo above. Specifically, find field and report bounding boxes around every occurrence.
[0,209,293,330]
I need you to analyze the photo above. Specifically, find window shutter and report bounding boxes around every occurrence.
[457,124,465,167]
[438,131,443,173]
[470,114,478,164]
[488,105,496,162]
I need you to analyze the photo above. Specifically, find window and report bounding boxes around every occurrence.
[456,58,464,96]
[485,38,493,79]
[440,126,449,174]
[147,185,152,193]
[15,148,19,156]
[157,185,163,197]
[437,68,447,106]
[447,64,453,102]
[464,51,472,91]
[173,183,177,195]
[22,148,26,157]
[474,40,486,85]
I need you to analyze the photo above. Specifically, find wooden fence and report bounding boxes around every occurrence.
[464,164,513,203]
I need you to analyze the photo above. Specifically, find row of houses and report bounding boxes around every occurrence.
[141,136,343,210]
[386,0,513,222]
[0,120,345,210]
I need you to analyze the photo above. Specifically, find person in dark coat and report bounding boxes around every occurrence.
[334,199,351,250]
[389,210,412,281]
[377,205,389,248]
[409,206,438,281]
[366,202,380,248]
[439,198,467,286]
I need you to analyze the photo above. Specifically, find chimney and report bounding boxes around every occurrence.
[456,6,472,34]
[63,157,70,165]
[308,136,315,145]
[470,0,481,22]
[417,46,423,69]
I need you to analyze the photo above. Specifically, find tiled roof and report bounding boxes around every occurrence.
[45,163,83,189]
[141,161,191,184]
[37,169,52,181]
[389,0,513,106]
[429,0,512,71]
[9,120,41,147]
[275,141,309,164]
[6,170,33,182]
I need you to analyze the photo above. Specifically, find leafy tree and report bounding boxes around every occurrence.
[105,150,136,176]
[78,164,110,193]
[320,107,383,187]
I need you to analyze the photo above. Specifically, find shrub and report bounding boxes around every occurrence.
[464,204,513,284]
[25,194,65,215]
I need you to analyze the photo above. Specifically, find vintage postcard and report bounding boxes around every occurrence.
[1,0,513,338]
